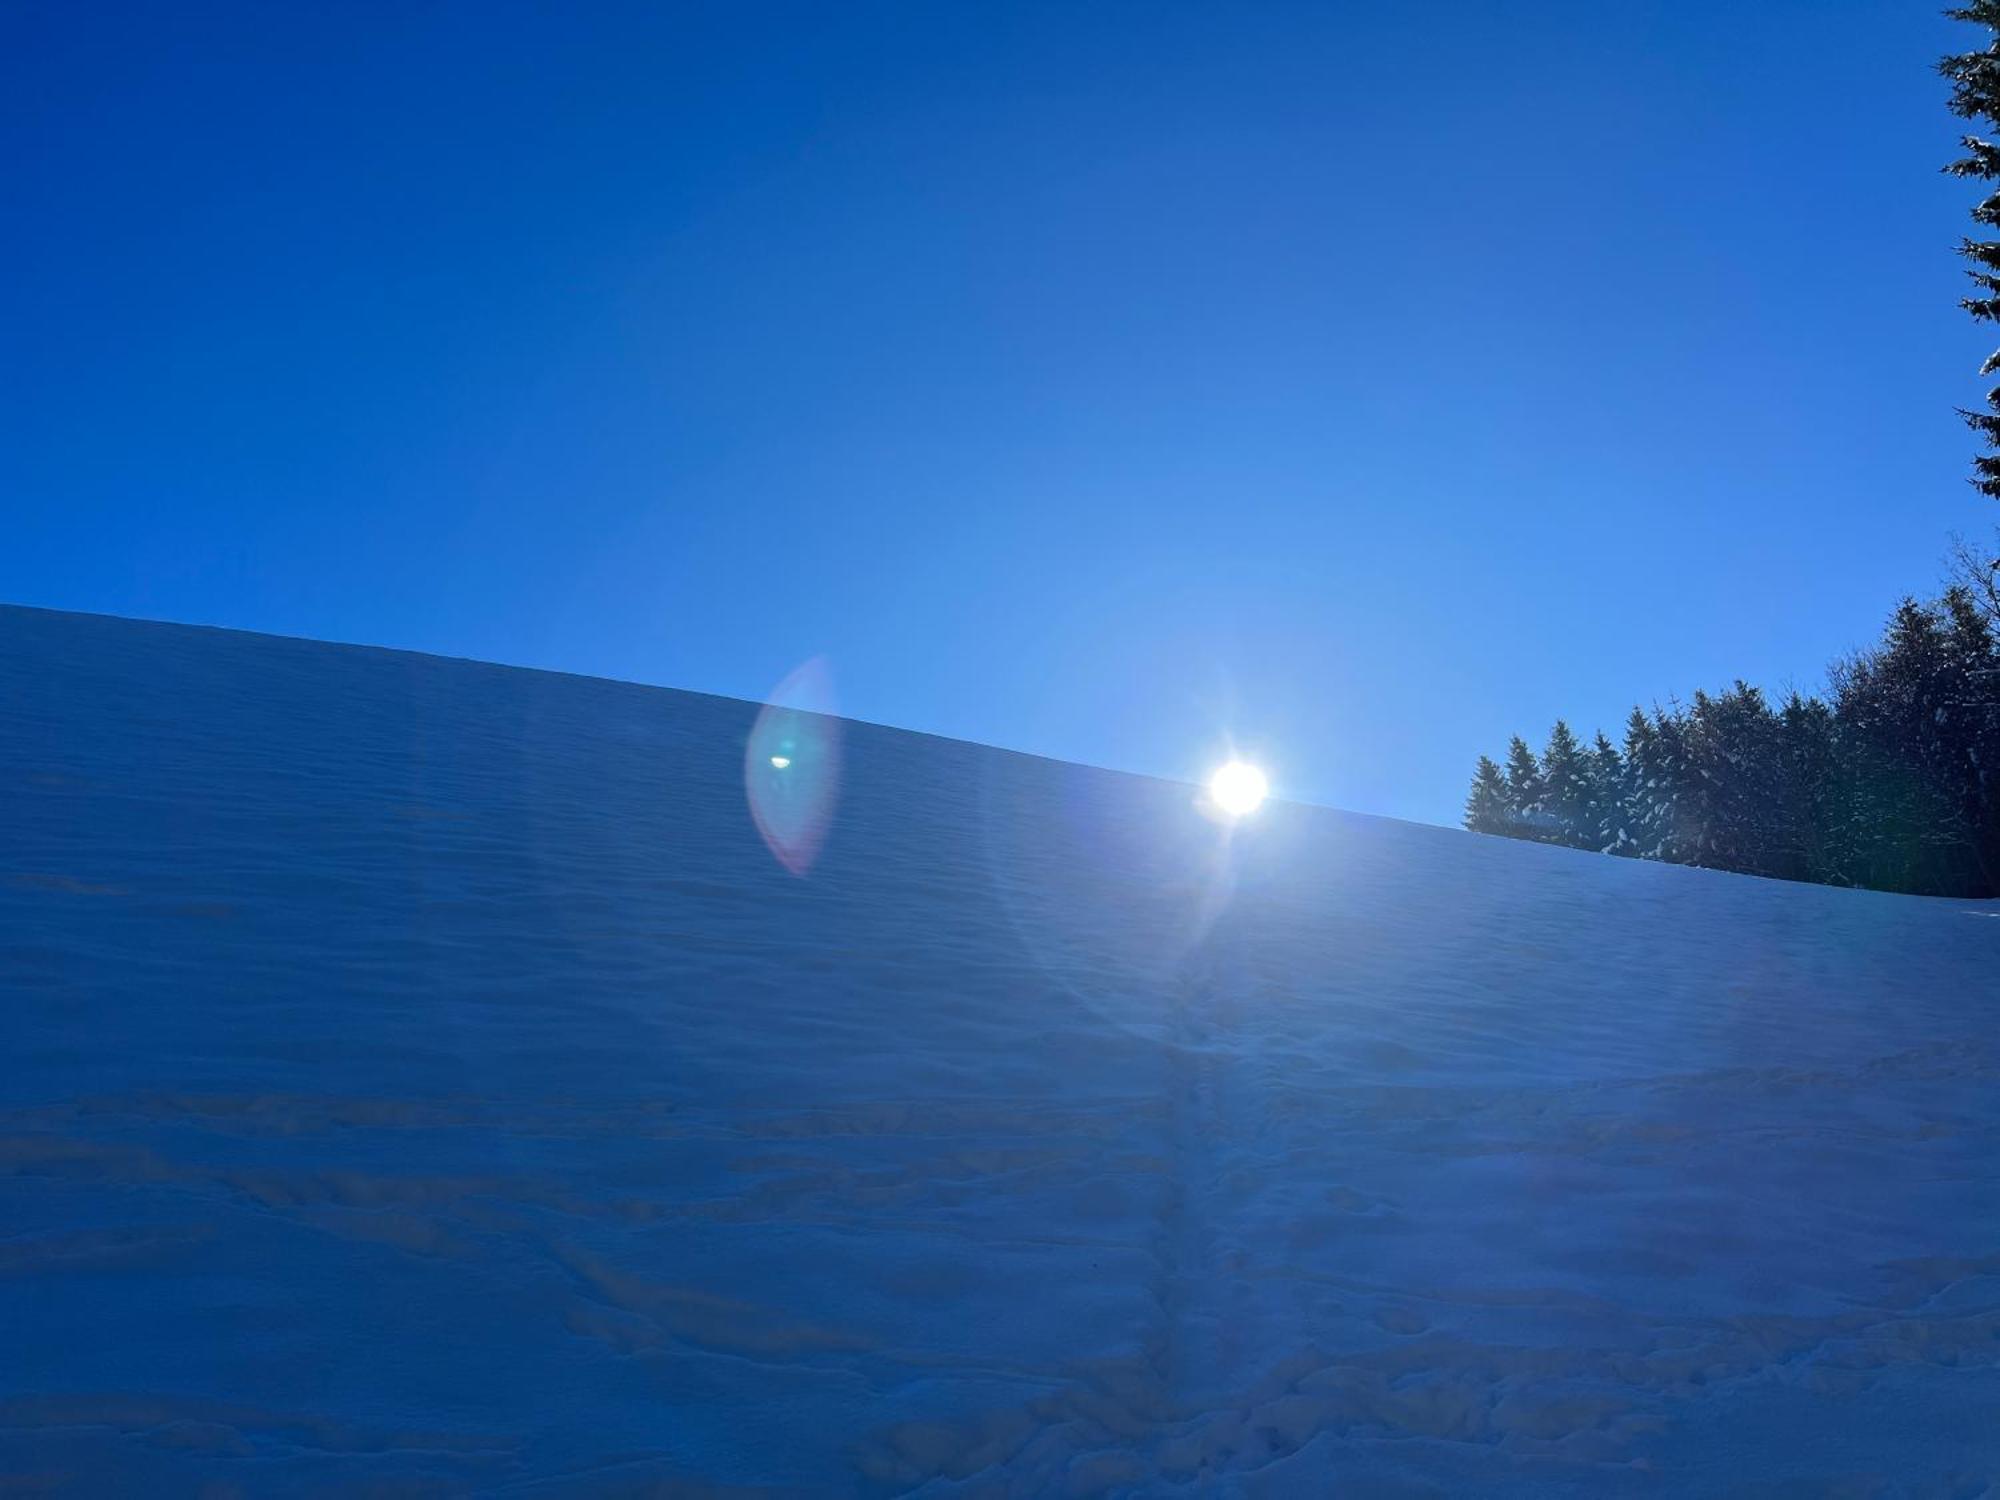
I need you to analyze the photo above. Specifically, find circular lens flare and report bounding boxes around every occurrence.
[1207,760,1269,817]
[746,659,841,876]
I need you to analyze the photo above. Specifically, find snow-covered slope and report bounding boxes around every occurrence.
[3,605,1997,1497]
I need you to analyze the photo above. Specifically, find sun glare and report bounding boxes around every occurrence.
[1208,760,1269,817]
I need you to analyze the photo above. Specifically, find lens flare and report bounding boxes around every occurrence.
[745,659,841,876]
[1207,760,1268,817]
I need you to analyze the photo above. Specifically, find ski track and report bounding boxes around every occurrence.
[1,605,1998,1496]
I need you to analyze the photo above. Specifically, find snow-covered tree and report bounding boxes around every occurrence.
[1587,730,1629,854]
[1682,684,1784,877]
[1538,721,1591,848]
[1464,581,1998,894]
[1503,736,1543,835]
[1631,706,1692,865]
[1620,707,1666,859]
[1833,593,2000,893]
[1942,1,2000,495]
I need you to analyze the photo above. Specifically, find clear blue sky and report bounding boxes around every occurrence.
[5,1,1991,825]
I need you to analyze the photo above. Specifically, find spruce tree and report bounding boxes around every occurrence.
[1777,692,1841,884]
[1464,756,1511,834]
[1837,592,2000,892]
[1683,683,1784,877]
[1641,707,1692,864]
[1466,586,1999,893]
[1835,601,1958,891]
[1939,584,2000,888]
[1677,692,1724,867]
[1587,730,1629,854]
[1504,736,1543,835]
[1538,721,1591,848]
[1942,1,2000,495]
[1620,707,1665,858]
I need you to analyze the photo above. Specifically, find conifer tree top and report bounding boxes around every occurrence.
[1945,2,2000,494]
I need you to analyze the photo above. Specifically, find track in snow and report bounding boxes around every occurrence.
[2,604,1998,1496]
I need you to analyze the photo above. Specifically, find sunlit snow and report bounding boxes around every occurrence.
[2,605,1996,1495]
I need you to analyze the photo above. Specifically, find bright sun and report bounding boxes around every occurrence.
[1208,760,1269,817]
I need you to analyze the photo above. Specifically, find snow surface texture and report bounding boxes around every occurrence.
[3,604,1998,1497]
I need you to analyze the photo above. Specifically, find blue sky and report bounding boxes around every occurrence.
[4,0,1990,825]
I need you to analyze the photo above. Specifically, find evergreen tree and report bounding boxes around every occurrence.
[1464,756,1511,835]
[1538,721,1591,847]
[1620,707,1668,860]
[1504,736,1543,836]
[1836,603,1946,890]
[1645,705,1694,865]
[1776,692,1842,884]
[1940,584,2000,887]
[1835,593,2000,893]
[1452,12,2000,890]
[1618,706,1692,863]
[1682,683,1784,877]
[1587,730,1629,854]
[1942,1,2000,495]
[1465,588,1997,894]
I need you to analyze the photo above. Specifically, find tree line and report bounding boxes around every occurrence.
[1462,12,2000,897]
[1465,548,2000,896]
